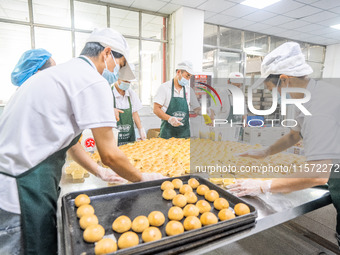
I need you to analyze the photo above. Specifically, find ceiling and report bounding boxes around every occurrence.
[100,0,340,45]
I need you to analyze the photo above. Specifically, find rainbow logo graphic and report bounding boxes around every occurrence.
[197,82,222,106]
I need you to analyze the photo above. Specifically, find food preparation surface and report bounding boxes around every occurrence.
[61,175,256,255]
[58,173,331,255]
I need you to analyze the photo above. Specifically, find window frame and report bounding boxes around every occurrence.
[0,0,169,104]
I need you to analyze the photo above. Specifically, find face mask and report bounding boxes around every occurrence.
[102,53,120,84]
[118,81,130,91]
[178,76,189,86]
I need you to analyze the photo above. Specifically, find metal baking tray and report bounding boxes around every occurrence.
[61,175,257,255]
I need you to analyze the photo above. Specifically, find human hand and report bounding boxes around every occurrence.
[227,179,272,197]
[96,166,128,184]
[141,172,165,182]
[168,116,184,127]
[138,128,146,140]
[236,149,269,159]
[114,108,124,122]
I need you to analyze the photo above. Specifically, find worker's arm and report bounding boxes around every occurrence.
[266,129,301,156]
[228,159,331,197]
[132,111,142,129]
[153,102,170,121]
[133,111,146,140]
[92,127,142,182]
[239,129,301,159]
[67,142,100,176]
[67,143,127,182]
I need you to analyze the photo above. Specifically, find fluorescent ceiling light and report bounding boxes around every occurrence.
[331,24,340,30]
[241,0,281,9]
[244,46,262,51]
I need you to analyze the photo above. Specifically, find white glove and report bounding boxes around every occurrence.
[168,116,184,127]
[227,179,272,197]
[138,128,146,140]
[96,166,128,184]
[236,149,269,159]
[141,173,165,182]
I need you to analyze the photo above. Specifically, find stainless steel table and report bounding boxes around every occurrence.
[57,174,331,254]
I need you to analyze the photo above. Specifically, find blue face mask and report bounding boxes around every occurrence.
[118,81,130,91]
[178,76,189,86]
[102,53,120,84]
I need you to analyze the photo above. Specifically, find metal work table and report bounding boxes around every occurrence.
[57,173,332,254]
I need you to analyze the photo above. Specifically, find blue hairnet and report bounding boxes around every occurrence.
[11,48,52,86]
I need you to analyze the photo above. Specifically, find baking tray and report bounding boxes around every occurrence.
[61,175,257,255]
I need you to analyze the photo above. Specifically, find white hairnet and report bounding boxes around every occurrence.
[252,42,313,88]
[176,60,195,75]
[261,42,313,77]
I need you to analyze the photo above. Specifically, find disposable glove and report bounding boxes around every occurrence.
[237,148,269,159]
[138,128,147,140]
[168,116,184,127]
[227,179,272,197]
[96,166,128,184]
[141,172,165,182]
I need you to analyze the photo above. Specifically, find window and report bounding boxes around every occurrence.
[141,41,164,105]
[75,31,91,57]
[125,38,139,95]
[142,14,166,40]
[0,0,29,22]
[0,1,168,104]
[220,27,242,49]
[33,0,71,27]
[0,23,31,102]
[74,1,107,30]
[204,24,217,46]
[110,8,139,37]
[35,27,72,64]
[270,36,287,52]
[244,31,268,55]
[203,23,325,79]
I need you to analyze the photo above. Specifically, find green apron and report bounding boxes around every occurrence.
[0,134,81,255]
[112,88,136,146]
[159,79,190,139]
[327,163,340,241]
[227,104,235,122]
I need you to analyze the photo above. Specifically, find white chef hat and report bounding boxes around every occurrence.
[119,64,136,81]
[229,72,244,83]
[176,60,195,75]
[86,28,135,80]
[252,42,313,88]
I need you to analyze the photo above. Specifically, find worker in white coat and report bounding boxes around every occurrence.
[10,48,128,184]
[112,71,146,146]
[0,28,163,255]
[228,42,340,246]
[153,61,201,139]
